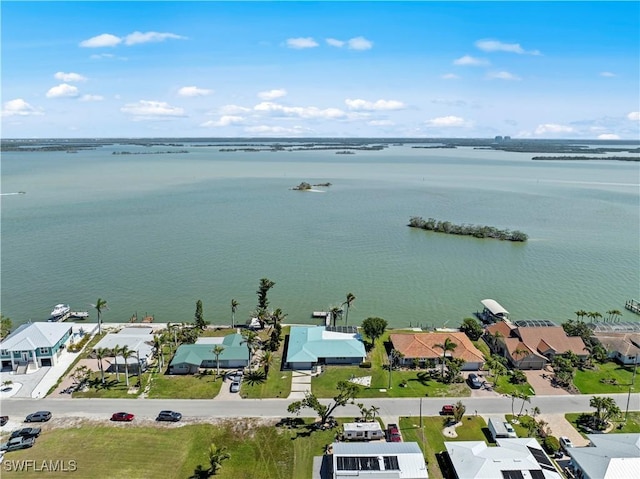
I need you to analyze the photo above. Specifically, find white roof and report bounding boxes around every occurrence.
[481,299,510,316]
[0,322,72,351]
[333,442,427,479]
[446,438,561,479]
[195,337,224,345]
[567,434,640,479]
[93,332,153,359]
[343,422,383,432]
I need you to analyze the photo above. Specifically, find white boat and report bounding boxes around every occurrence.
[51,304,70,318]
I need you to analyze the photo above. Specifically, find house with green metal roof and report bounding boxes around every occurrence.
[169,333,249,374]
[284,326,366,370]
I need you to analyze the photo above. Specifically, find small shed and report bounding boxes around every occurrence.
[343,422,385,441]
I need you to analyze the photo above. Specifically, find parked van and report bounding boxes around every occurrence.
[488,417,517,440]
[342,422,385,441]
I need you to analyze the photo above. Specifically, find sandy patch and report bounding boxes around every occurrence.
[443,421,462,438]
[349,376,372,387]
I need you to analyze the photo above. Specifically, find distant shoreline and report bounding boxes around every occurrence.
[532,156,639,162]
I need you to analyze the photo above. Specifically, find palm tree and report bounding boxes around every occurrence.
[369,405,380,420]
[435,337,457,378]
[342,293,356,326]
[111,344,122,382]
[121,345,136,387]
[512,347,529,367]
[575,310,588,322]
[518,393,531,416]
[208,443,230,476]
[241,330,259,369]
[531,406,541,418]
[329,306,343,328]
[212,345,225,377]
[260,350,273,376]
[231,299,238,328]
[92,298,108,335]
[152,334,164,370]
[270,308,287,329]
[95,347,107,385]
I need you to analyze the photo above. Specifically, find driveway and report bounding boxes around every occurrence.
[525,370,570,396]
[536,413,589,447]
[288,370,313,400]
[214,371,242,401]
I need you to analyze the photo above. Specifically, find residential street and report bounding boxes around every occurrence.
[1,393,636,421]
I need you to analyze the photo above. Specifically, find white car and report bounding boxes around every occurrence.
[559,436,574,451]
[230,381,240,393]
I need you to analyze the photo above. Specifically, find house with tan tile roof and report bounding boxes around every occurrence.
[485,321,588,370]
[593,332,640,365]
[389,331,485,370]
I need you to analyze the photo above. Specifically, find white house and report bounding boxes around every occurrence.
[332,442,428,479]
[1,322,73,372]
[343,422,385,441]
[566,433,640,479]
[92,327,154,374]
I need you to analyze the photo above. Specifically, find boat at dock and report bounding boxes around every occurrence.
[50,304,70,319]
[475,299,510,324]
[69,311,89,319]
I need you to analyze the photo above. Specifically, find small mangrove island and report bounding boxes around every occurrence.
[291,182,332,191]
[408,216,528,242]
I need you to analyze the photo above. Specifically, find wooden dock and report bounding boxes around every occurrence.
[625,299,640,315]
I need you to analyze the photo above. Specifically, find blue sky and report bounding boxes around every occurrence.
[2,1,639,138]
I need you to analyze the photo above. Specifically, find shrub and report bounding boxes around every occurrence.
[510,370,527,384]
[543,436,560,454]
[359,361,372,368]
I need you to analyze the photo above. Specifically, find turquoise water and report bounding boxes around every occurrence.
[1,143,639,328]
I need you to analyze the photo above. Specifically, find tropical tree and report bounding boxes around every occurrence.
[208,443,230,476]
[241,330,260,369]
[112,344,122,382]
[287,380,360,426]
[270,308,287,329]
[72,365,90,386]
[212,345,225,377]
[453,400,466,423]
[362,317,388,343]
[574,310,588,322]
[510,392,520,418]
[329,306,343,328]
[95,347,108,385]
[488,330,504,353]
[606,309,623,322]
[153,334,165,370]
[260,350,274,376]
[512,347,529,367]
[589,396,621,429]
[460,318,483,341]
[435,337,458,378]
[486,355,508,386]
[194,300,208,330]
[342,293,356,326]
[121,346,136,387]
[531,406,541,419]
[230,299,239,328]
[256,278,275,310]
[93,298,108,335]
[518,393,531,416]
[0,314,12,339]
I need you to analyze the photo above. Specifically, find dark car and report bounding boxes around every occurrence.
[440,405,455,415]
[111,412,134,422]
[25,411,51,423]
[0,416,8,426]
[0,436,35,452]
[156,410,182,422]
[467,373,482,389]
[10,427,41,439]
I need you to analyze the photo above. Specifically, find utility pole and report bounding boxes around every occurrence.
[419,397,423,429]
[388,350,397,389]
[624,354,637,422]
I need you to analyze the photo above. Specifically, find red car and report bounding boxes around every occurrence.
[111,412,134,422]
[440,405,455,415]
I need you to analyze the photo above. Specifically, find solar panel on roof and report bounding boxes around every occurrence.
[326,325,359,334]
[383,456,400,470]
[528,446,555,471]
[530,470,545,479]
[501,471,524,479]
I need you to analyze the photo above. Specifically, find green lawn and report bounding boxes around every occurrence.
[573,361,638,394]
[147,370,223,399]
[400,415,488,479]
[565,411,640,434]
[242,327,292,399]
[73,371,151,398]
[1,419,337,479]
[487,373,535,397]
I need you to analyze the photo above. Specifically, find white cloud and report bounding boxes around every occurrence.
[286,37,319,49]
[486,71,521,81]
[1,98,44,117]
[598,133,620,140]
[258,89,287,100]
[441,73,460,80]
[121,100,185,119]
[124,31,186,45]
[80,94,104,102]
[244,125,306,135]
[218,104,252,115]
[627,111,640,121]
[254,102,347,119]
[46,83,80,98]
[345,98,405,111]
[534,123,575,135]
[90,53,116,60]
[600,71,616,77]
[347,36,373,50]
[326,38,345,48]
[475,39,540,55]
[80,33,122,48]
[426,116,468,127]
[201,116,244,127]
[453,55,489,66]
[54,72,87,82]
[368,120,395,126]
[177,86,212,97]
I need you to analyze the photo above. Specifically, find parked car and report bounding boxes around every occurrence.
[387,423,399,435]
[0,416,8,426]
[230,381,241,393]
[25,411,51,423]
[467,373,482,389]
[559,436,574,451]
[10,427,41,439]
[0,436,35,452]
[156,410,182,422]
[111,412,134,422]
[440,405,455,415]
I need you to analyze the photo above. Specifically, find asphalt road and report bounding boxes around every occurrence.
[2,393,637,421]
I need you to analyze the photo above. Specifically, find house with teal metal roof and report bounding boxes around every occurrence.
[169,333,249,374]
[285,326,366,370]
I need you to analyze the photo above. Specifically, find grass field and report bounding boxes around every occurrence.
[242,327,291,399]
[1,419,337,479]
[400,415,488,479]
[573,361,637,394]
[565,411,640,434]
[147,371,223,399]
